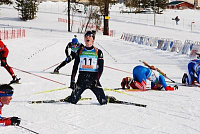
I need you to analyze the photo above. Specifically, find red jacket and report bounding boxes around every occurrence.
[0,40,9,58]
[0,101,11,126]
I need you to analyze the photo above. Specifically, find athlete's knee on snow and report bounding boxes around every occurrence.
[99,98,107,105]
[70,96,80,104]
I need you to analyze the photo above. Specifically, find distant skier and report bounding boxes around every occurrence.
[0,39,20,84]
[53,37,84,73]
[121,65,176,91]
[65,31,107,105]
[84,6,87,14]
[174,16,180,25]
[0,84,21,126]
[182,53,200,85]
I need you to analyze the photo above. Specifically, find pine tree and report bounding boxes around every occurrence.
[0,0,12,5]
[14,0,38,21]
[150,0,167,14]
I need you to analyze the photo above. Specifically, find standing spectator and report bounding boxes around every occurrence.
[0,39,20,84]
[175,16,180,25]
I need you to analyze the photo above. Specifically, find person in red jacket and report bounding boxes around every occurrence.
[0,39,20,84]
[0,84,21,126]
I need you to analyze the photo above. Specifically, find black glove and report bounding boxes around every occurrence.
[10,117,21,126]
[70,81,75,89]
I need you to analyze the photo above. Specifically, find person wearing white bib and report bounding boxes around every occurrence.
[66,31,107,105]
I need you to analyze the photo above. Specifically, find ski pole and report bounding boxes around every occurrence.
[18,125,39,134]
[156,68,176,83]
[12,67,66,85]
[139,60,176,83]
[104,65,132,74]
[42,61,62,71]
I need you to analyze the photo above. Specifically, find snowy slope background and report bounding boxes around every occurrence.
[1,2,200,134]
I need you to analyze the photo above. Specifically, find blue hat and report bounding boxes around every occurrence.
[72,38,78,44]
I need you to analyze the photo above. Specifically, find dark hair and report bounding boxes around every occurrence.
[85,30,96,40]
[0,84,14,97]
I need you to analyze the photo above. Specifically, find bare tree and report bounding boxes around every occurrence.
[80,5,102,33]
[88,0,117,35]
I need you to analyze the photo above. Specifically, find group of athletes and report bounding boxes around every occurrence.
[0,30,200,126]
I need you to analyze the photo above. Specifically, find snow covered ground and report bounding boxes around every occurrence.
[1,2,200,134]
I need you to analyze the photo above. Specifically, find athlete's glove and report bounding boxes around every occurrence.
[10,117,21,126]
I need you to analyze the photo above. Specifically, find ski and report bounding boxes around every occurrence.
[50,72,71,76]
[29,98,92,104]
[106,96,147,107]
[111,100,147,107]
[180,83,200,88]
[114,88,151,92]
[113,85,178,91]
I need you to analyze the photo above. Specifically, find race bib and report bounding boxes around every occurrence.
[71,45,79,53]
[79,48,98,72]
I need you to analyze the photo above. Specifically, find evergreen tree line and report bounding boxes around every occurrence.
[0,0,12,5]
[124,0,168,13]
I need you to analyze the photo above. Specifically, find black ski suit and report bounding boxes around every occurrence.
[69,46,107,105]
[55,42,84,71]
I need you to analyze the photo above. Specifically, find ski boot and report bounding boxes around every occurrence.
[62,95,71,102]
[53,68,59,74]
[182,73,188,84]
[10,75,20,84]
